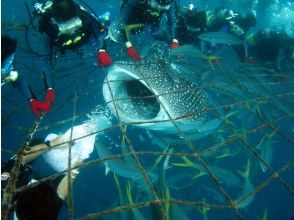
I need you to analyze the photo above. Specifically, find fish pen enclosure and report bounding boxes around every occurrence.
[2,1,294,220]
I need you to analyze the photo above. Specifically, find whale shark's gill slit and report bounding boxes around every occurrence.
[116,78,160,120]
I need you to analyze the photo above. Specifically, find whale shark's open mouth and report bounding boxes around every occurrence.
[103,64,168,124]
[120,79,160,119]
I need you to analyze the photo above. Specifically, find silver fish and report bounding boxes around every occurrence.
[95,139,158,184]
[88,113,158,186]
[259,138,276,172]
[198,31,243,45]
[236,160,254,209]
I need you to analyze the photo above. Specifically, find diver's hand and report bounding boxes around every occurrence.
[170,39,179,49]
[97,49,112,66]
[45,88,55,104]
[126,41,141,60]
[30,99,50,118]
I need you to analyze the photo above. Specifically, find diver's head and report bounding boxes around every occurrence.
[51,0,79,22]
[244,11,256,27]
[184,10,206,33]
[1,35,17,62]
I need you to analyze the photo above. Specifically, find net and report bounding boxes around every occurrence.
[2,8,294,220]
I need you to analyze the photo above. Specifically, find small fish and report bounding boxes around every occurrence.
[200,185,225,204]
[257,131,277,172]
[196,198,210,220]
[258,208,268,220]
[236,159,254,209]
[173,157,241,186]
[126,182,146,220]
[260,139,276,172]
[198,32,243,45]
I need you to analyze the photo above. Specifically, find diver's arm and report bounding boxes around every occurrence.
[21,135,65,165]
[27,35,55,117]
[80,9,107,49]
[167,2,179,48]
[121,0,142,43]
[38,35,53,89]
[13,71,34,102]
[21,143,48,165]
[37,14,54,86]
[120,0,143,60]
[57,157,81,200]
[12,48,34,102]
[80,9,112,66]
[167,2,176,40]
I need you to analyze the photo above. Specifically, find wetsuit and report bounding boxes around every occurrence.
[245,29,294,69]
[176,8,255,44]
[176,8,207,44]
[247,29,284,62]
[121,0,177,42]
[37,5,109,90]
[14,175,64,220]
[1,146,65,219]
[1,157,33,191]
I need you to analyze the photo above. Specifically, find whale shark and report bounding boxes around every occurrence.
[103,47,223,140]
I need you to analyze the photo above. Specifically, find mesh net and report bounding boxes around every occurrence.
[1,3,294,220]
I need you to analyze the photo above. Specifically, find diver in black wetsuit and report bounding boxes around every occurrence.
[33,0,112,115]
[176,6,256,45]
[1,35,52,117]
[120,0,179,60]
[1,138,80,220]
[245,28,294,70]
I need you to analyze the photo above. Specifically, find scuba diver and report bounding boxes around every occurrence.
[36,0,112,63]
[1,35,52,117]
[31,0,112,110]
[176,5,256,45]
[245,28,294,70]
[120,0,179,60]
[1,136,81,220]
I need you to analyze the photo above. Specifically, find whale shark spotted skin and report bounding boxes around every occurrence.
[103,56,222,139]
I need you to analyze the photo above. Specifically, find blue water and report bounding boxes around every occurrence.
[2,0,294,220]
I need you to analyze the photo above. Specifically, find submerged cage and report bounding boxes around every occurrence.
[1,1,294,220]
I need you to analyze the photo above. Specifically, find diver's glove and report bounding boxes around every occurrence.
[97,49,112,66]
[45,88,55,105]
[126,41,141,60]
[170,39,179,49]
[30,99,50,117]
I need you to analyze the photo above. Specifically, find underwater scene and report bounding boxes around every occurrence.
[1,0,294,219]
